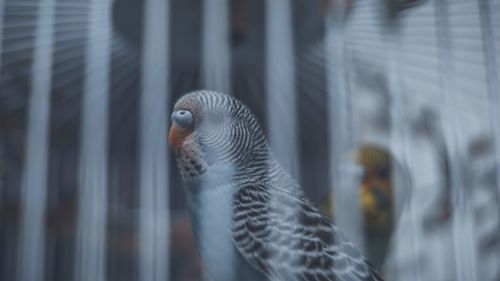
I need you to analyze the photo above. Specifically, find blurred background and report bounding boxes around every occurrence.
[0,0,499,280]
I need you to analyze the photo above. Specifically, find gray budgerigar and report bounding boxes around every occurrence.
[169,90,384,281]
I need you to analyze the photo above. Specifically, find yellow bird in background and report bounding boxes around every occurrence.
[357,145,394,236]
[321,144,399,272]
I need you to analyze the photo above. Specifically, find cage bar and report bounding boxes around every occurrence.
[138,0,171,280]
[17,0,55,280]
[74,1,111,281]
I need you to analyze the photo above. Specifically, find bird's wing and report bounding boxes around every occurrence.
[232,183,383,281]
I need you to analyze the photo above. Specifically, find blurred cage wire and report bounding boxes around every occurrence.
[0,0,499,281]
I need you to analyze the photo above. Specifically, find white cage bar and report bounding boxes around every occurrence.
[74,1,111,281]
[433,0,479,280]
[201,0,231,93]
[17,0,55,280]
[265,0,300,180]
[138,0,171,280]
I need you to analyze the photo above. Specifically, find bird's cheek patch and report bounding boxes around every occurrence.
[168,123,193,152]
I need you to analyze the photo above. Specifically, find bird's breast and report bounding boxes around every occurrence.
[186,184,269,281]
[187,184,238,281]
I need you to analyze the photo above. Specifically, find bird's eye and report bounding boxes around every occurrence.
[172,110,194,128]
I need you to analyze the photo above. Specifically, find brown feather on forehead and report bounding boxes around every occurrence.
[173,96,201,120]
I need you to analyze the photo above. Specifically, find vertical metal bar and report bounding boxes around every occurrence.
[385,27,422,281]
[478,0,500,196]
[477,2,500,278]
[382,18,422,281]
[74,1,111,281]
[265,0,300,180]
[0,0,4,77]
[325,1,364,252]
[139,0,170,280]
[433,1,479,280]
[199,3,235,281]
[17,0,55,280]
[378,3,425,279]
[0,0,4,202]
[201,0,230,93]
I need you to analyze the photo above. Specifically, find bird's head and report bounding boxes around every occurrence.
[169,90,269,187]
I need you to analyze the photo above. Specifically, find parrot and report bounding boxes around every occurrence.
[319,145,403,271]
[168,90,384,281]
[356,145,395,271]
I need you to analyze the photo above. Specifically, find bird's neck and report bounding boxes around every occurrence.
[183,150,299,199]
[185,182,240,281]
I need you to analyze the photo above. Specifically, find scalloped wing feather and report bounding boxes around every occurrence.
[232,183,384,281]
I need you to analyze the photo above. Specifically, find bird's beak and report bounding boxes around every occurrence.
[168,123,192,153]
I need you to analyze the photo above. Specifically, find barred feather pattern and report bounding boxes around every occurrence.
[232,182,383,281]
[173,91,384,281]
